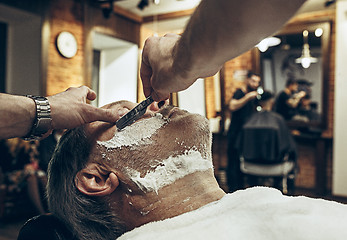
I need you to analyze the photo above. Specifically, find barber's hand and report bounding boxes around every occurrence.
[141,34,180,101]
[296,91,306,99]
[141,34,220,102]
[245,91,258,100]
[47,86,119,130]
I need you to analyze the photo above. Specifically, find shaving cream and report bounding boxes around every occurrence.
[125,149,213,194]
[97,113,167,149]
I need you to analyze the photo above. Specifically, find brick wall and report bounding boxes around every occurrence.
[205,76,216,119]
[223,50,257,106]
[203,49,257,121]
[46,0,140,96]
[47,0,85,96]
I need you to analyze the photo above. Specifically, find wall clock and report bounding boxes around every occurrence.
[56,31,78,58]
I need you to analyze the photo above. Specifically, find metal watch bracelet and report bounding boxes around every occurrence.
[23,95,52,141]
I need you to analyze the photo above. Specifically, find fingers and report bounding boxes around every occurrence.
[64,86,97,102]
[141,35,181,102]
[77,86,97,101]
[86,88,97,101]
[140,63,153,98]
[84,106,119,124]
[247,91,258,100]
[58,84,170,127]
[141,41,154,98]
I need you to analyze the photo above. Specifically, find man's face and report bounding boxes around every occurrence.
[86,101,211,184]
[246,75,261,91]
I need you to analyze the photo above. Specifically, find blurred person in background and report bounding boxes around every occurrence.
[227,71,260,192]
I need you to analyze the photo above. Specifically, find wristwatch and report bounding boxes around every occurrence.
[23,95,52,140]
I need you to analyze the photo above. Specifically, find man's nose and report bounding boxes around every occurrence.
[147,100,169,112]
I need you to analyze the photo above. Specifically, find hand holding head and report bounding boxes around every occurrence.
[47,86,122,130]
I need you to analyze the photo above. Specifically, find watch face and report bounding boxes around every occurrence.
[56,31,78,58]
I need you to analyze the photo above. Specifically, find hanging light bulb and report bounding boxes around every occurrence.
[295,30,318,69]
[315,28,323,37]
[256,37,281,52]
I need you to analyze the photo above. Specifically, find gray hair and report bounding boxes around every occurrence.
[46,126,126,240]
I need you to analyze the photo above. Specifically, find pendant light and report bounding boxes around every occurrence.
[295,30,318,69]
[256,37,281,52]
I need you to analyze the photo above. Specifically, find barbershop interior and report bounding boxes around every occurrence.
[1,0,347,239]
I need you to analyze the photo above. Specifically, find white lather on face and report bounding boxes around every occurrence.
[125,149,213,194]
[97,113,168,149]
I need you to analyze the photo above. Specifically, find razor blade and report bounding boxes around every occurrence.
[115,96,154,130]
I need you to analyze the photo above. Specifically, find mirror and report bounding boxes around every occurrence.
[260,21,331,130]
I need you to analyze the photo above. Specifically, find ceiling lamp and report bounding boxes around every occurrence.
[315,28,323,37]
[96,0,115,18]
[137,0,160,10]
[137,0,149,10]
[295,30,318,69]
[256,37,281,52]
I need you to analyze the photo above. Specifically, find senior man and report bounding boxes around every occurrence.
[45,100,347,240]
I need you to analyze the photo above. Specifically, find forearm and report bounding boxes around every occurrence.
[229,97,249,112]
[0,86,119,140]
[173,0,305,84]
[287,97,301,108]
[0,93,35,139]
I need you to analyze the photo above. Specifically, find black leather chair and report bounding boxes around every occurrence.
[17,214,75,240]
[237,111,297,194]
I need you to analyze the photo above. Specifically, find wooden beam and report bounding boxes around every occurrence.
[142,8,195,23]
[113,5,143,23]
[100,3,196,24]
[99,3,143,23]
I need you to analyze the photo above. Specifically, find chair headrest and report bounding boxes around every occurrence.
[17,214,75,240]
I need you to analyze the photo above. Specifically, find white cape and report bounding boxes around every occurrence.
[118,187,347,240]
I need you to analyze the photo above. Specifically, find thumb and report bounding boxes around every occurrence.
[85,106,119,124]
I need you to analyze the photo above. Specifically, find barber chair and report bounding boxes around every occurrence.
[17,214,75,240]
[237,111,297,194]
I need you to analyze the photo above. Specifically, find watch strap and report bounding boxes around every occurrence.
[23,95,52,140]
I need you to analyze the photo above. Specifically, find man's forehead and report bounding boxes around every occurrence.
[102,100,133,109]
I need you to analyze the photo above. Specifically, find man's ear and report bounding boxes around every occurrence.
[75,163,119,196]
